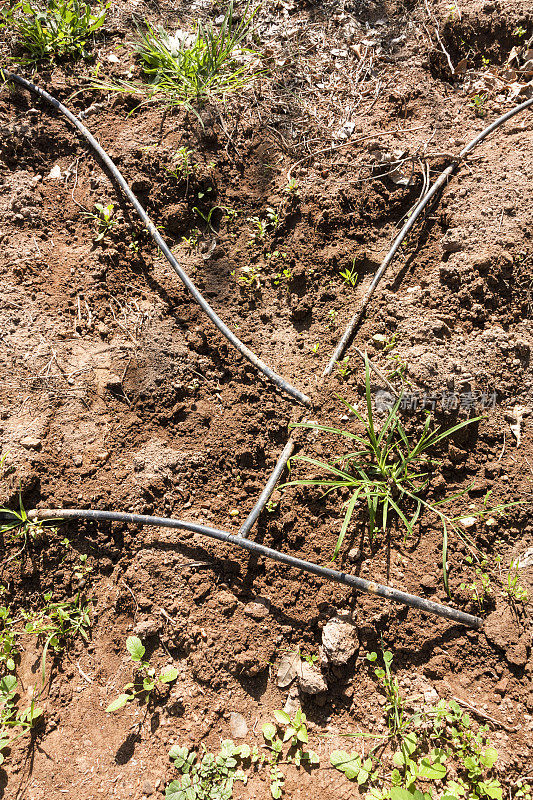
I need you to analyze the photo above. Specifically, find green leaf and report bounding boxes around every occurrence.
[126,635,145,661]
[273,709,290,725]
[160,667,179,683]
[480,747,498,769]
[237,743,251,759]
[165,779,189,800]
[330,750,361,780]
[283,726,296,742]
[479,780,503,800]
[418,756,446,780]
[105,693,131,713]
[0,675,17,695]
[169,745,193,769]
[390,788,418,800]
[297,727,308,744]
[262,722,276,742]
[393,750,407,767]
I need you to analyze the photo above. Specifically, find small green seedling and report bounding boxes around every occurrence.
[234,265,261,288]
[327,309,337,326]
[339,263,358,288]
[0,0,109,61]
[166,740,249,800]
[0,494,58,562]
[460,556,492,611]
[181,229,200,251]
[513,25,527,37]
[311,343,320,356]
[283,177,299,195]
[281,354,518,585]
[83,202,117,241]
[504,560,528,603]
[106,635,178,712]
[168,146,195,181]
[336,356,351,379]
[262,710,319,797]
[469,93,487,117]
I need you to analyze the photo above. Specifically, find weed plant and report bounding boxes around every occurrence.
[93,0,259,108]
[282,355,516,590]
[332,651,504,799]
[0,0,108,60]
[106,635,178,712]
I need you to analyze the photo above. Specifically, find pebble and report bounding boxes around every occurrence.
[322,612,359,665]
[229,712,248,739]
[20,436,42,450]
[298,662,328,695]
[133,618,162,638]
[243,601,269,620]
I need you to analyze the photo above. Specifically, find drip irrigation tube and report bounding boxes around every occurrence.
[1,70,311,407]
[12,508,483,628]
[238,436,295,537]
[323,94,533,376]
[242,95,533,539]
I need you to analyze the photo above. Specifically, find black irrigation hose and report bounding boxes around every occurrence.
[238,436,295,537]
[240,96,533,551]
[15,508,483,628]
[323,94,533,376]
[1,70,311,407]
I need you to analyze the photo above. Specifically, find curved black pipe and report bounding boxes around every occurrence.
[16,507,483,628]
[1,69,311,406]
[323,95,533,375]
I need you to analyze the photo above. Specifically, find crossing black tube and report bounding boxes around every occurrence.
[237,436,295,537]
[1,70,311,407]
[18,507,483,628]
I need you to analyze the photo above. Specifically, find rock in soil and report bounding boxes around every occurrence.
[321,612,359,665]
[298,662,328,695]
[229,712,248,739]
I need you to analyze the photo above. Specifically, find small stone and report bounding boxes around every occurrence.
[469,478,489,496]
[440,230,465,254]
[322,612,359,665]
[420,574,437,592]
[298,662,328,695]
[73,454,83,467]
[243,600,269,620]
[507,640,528,668]
[348,547,361,561]
[215,591,237,615]
[133,618,162,638]
[20,436,42,450]
[229,712,248,739]
[105,374,122,390]
[458,516,477,529]
[283,684,300,716]
[495,677,508,696]
[142,781,154,796]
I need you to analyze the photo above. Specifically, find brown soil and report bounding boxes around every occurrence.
[0,0,532,798]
